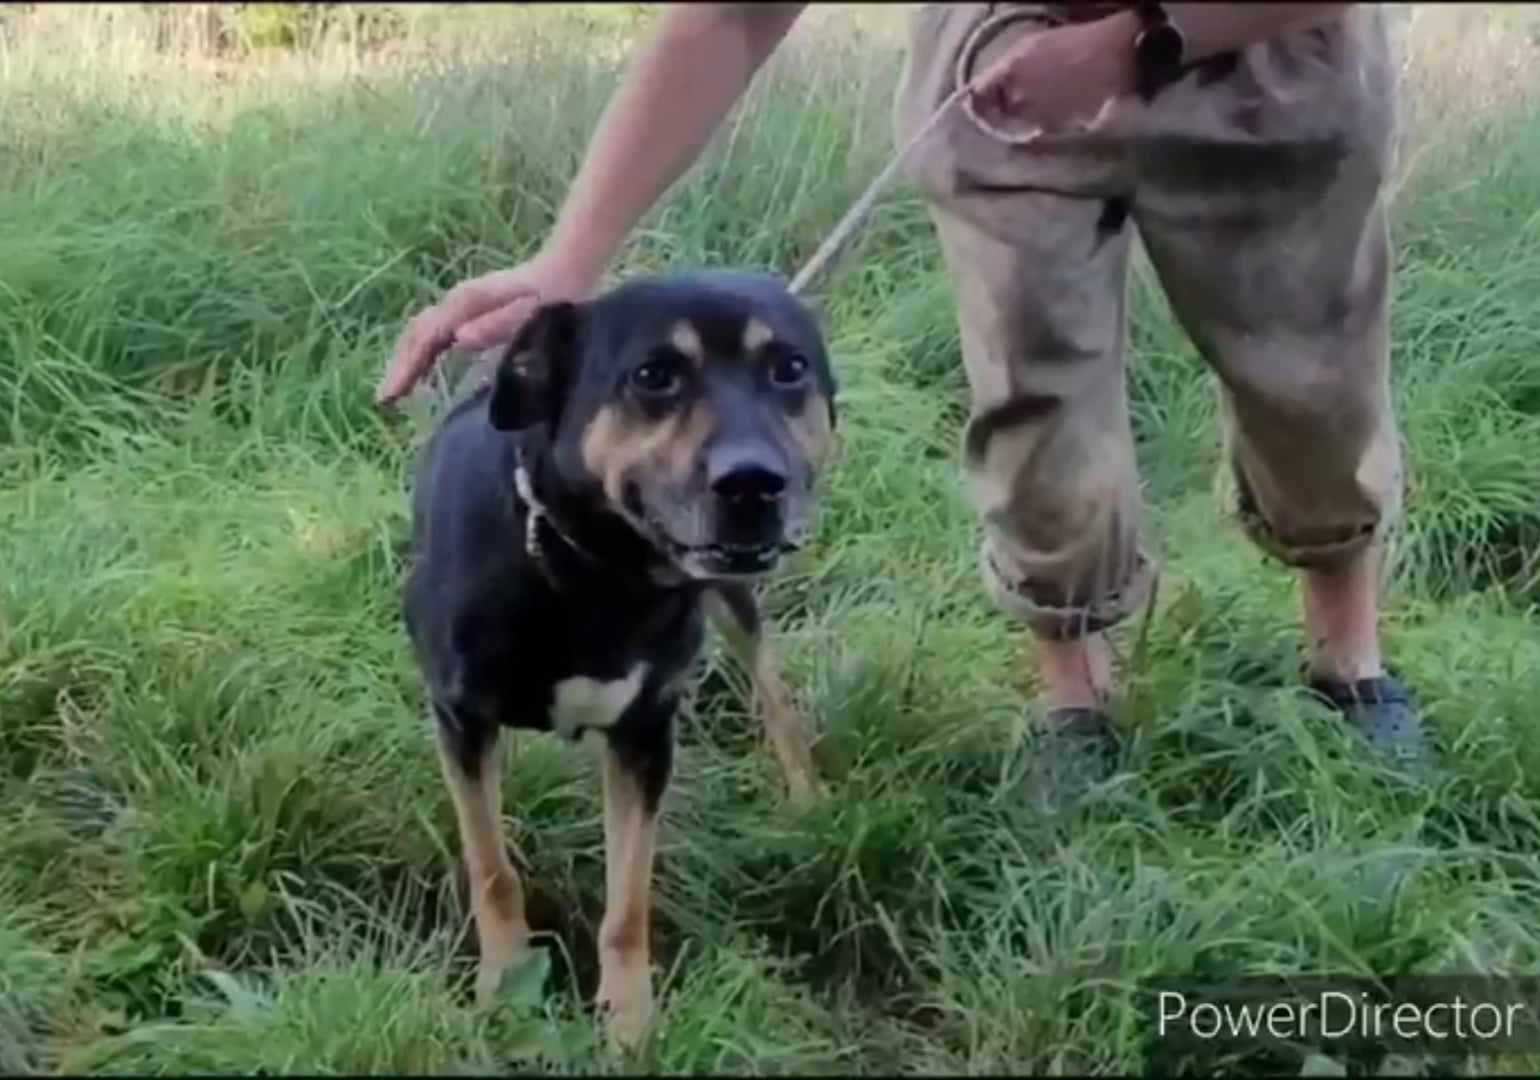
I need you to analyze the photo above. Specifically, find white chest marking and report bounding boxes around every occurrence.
[550,664,649,740]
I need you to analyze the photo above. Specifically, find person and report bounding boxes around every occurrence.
[377,3,1428,808]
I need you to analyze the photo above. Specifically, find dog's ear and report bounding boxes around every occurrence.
[489,301,581,432]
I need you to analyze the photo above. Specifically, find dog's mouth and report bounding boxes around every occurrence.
[642,514,800,579]
[662,534,796,578]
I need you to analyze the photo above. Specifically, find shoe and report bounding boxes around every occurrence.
[1306,673,1432,776]
[1023,706,1121,814]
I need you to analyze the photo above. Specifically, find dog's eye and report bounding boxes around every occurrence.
[768,351,810,389]
[631,353,686,398]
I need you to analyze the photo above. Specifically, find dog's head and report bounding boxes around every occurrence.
[489,270,838,582]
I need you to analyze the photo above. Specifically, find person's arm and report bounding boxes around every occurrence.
[378,3,805,405]
[545,3,808,287]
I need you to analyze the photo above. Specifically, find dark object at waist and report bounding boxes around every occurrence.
[1046,2,1133,25]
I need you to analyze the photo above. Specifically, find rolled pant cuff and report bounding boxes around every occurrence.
[1237,506,1385,571]
[981,543,1158,640]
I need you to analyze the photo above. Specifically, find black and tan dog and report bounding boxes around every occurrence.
[401,270,837,1045]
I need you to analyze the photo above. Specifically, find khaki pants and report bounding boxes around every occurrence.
[894,4,1403,640]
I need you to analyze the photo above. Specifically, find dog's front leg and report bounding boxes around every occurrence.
[594,722,672,1050]
[706,584,821,804]
[435,715,531,1007]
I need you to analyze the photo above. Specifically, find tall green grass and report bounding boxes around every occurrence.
[3,3,1539,1073]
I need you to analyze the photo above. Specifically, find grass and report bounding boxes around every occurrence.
[2,2,1539,1074]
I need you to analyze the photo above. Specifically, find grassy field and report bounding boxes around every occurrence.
[3,3,1540,1074]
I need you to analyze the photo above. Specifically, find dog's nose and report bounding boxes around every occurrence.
[707,443,788,503]
[707,441,791,553]
[711,463,787,502]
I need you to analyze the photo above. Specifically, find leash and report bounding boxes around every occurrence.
[787,9,1051,299]
[786,83,972,298]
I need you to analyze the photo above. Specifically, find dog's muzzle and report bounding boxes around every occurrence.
[636,433,817,581]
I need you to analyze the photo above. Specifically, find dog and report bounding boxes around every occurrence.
[401,270,838,1046]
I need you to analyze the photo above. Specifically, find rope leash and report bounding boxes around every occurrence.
[787,7,1051,299]
[786,83,970,298]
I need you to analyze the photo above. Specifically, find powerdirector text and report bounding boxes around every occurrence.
[1141,975,1540,1072]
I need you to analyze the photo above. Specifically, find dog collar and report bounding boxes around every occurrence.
[513,448,595,590]
[512,450,689,591]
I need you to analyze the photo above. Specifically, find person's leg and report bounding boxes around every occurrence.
[895,4,1157,804]
[1302,546,1385,684]
[1036,630,1115,711]
[928,187,1155,805]
[1299,540,1422,767]
[930,200,1148,704]
[1129,5,1425,766]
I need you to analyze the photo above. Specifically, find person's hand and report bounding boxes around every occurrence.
[966,14,1140,140]
[375,249,598,408]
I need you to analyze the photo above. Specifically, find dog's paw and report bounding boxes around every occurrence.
[784,769,826,809]
[596,963,654,1051]
[474,933,536,1010]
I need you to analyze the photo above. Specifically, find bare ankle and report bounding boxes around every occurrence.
[1301,547,1385,684]
[1033,631,1113,710]
[1308,646,1384,684]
